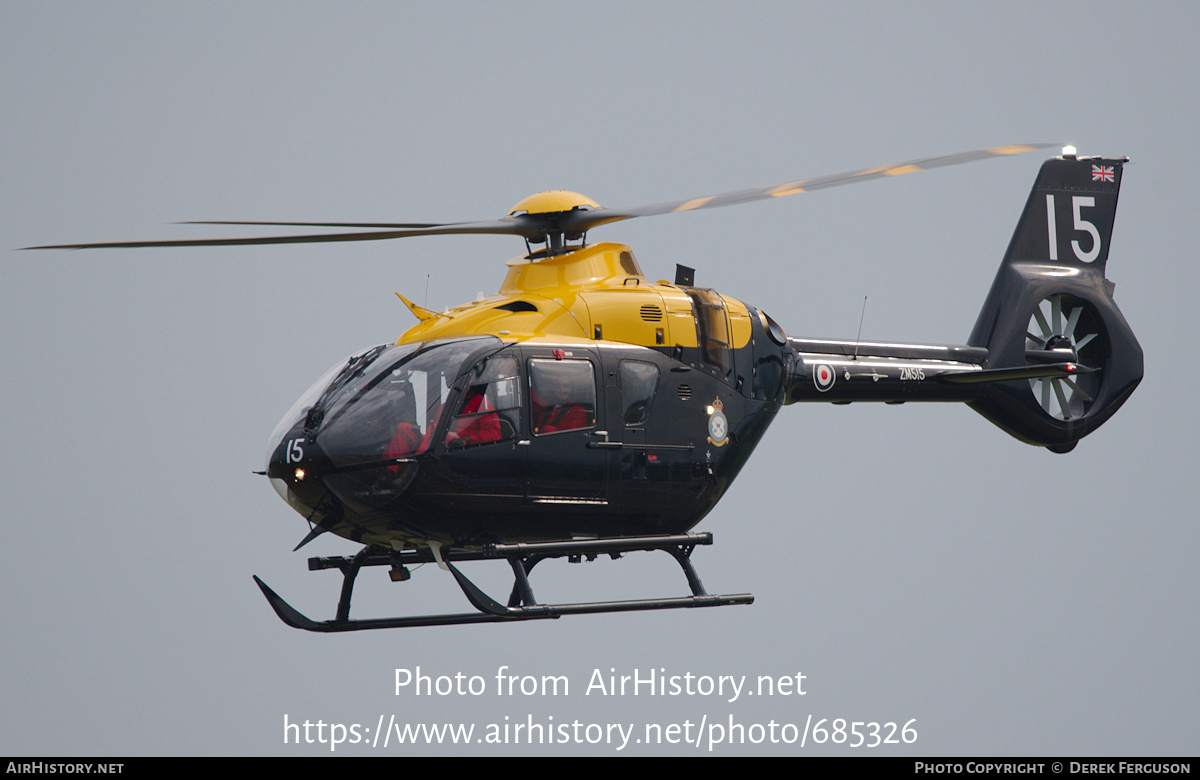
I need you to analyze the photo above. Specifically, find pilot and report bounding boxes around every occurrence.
[386,421,421,459]
[445,385,502,447]
[532,368,593,434]
[384,381,422,464]
[385,392,447,465]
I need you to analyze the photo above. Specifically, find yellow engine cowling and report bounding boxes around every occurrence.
[395,242,751,351]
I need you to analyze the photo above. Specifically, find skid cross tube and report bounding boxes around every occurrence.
[253,532,753,631]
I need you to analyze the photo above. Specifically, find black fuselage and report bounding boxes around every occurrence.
[266,311,789,549]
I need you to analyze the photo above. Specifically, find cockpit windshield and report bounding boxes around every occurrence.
[265,344,386,464]
[271,337,503,469]
[320,337,502,466]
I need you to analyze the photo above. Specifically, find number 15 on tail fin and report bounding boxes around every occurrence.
[1007,147,1125,273]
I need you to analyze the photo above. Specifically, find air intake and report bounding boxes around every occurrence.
[640,305,664,322]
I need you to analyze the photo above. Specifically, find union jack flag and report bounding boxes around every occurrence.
[1092,164,1115,183]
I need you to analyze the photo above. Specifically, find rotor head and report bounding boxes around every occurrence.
[508,191,600,216]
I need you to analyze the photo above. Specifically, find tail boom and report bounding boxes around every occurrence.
[785,338,988,404]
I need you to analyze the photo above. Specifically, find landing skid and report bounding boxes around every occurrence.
[253,532,753,631]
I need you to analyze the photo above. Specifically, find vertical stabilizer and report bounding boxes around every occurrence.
[967,150,1141,450]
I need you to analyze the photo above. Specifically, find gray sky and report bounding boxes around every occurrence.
[2,1,1195,756]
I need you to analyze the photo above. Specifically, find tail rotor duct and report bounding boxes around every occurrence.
[1025,294,1105,421]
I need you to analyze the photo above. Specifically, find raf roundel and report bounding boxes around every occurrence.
[813,363,836,392]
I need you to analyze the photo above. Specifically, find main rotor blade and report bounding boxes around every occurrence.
[23,217,538,250]
[558,144,1057,234]
[182,220,447,228]
[24,143,1055,251]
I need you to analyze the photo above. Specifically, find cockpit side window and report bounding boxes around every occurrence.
[528,359,596,435]
[620,360,659,425]
[445,355,520,448]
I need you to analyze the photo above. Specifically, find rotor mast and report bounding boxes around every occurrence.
[507,190,600,257]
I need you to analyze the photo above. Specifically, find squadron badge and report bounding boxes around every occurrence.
[707,398,729,446]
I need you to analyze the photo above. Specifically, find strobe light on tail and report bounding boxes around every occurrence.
[784,149,1141,453]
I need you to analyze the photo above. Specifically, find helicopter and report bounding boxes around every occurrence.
[28,145,1142,631]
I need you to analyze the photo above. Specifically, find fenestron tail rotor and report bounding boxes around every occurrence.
[23,144,1055,254]
[1026,294,1105,421]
